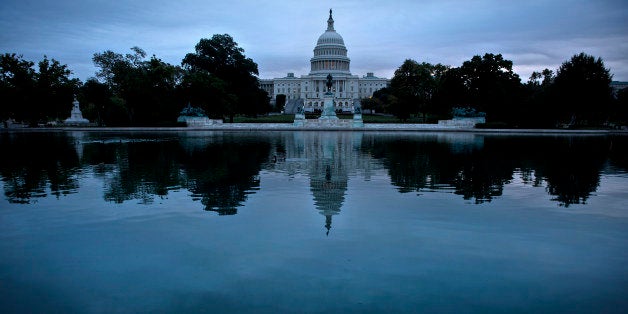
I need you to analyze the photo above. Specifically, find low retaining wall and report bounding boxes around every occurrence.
[178,117,223,127]
[437,117,486,128]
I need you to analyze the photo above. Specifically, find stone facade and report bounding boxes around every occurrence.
[262,9,389,113]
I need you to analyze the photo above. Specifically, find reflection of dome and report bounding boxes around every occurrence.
[311,166,347,212]
[274,132,369,236]
[310,163,348,235]
[310,9,351,75]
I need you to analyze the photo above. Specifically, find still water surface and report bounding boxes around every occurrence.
[1,131,627,313]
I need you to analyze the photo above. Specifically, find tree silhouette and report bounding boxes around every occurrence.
[552,52,613,126]
[182,34,269,121]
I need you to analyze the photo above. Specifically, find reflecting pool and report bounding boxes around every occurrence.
[1,131,627,313]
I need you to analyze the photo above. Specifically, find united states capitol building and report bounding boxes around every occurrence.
[259,9,389,113]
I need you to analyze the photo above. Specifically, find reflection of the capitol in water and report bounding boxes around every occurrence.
[268,132,375,235]
[2,130,625,234]
[2,131,628,313]
[251,131,487,235]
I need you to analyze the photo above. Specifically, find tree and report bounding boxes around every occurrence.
[390,59,435,120]
[425,63,451,116]
[142,55,183,123]
[79,78,114,126]
[361,87,394,114]
[182,34,269,121]
[93,47,143,124]
[432,67,466,117]
[0,53,36,122]
[275,94,286,112]
[614,87,628,124]
[541,69,554,86]
[34,56,80,122]
[458,53,521,122]
[388,60,451,121]
[519,68,556,128]
[92,47,181,125]
[529,71,543,85]
[1,54,79,125]
[179,70,231,119]
[552,52,613,125]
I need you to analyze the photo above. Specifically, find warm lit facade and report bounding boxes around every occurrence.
[260,9,389,113]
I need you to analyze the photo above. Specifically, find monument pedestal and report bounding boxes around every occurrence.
[293,113,305,126]
[177,103,222,127]
[352,113,364,127]
[319,93,338,121]
[64,98,90,125]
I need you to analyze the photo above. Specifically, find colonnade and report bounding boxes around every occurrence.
[311,60,349,71]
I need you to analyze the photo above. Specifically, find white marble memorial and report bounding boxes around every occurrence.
[64,98,90,125]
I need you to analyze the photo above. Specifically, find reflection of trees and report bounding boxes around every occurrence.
[81,133,270,213]
[0,131,270,214]
[364,134,509,203]
[76,133,271,212]
[0,132,80,203]
[179,134,270,215]
[529,137,607,207]
[608,136,628,173]
[0,131,619,210]
[89,140,184,204]
[364,134,612,206]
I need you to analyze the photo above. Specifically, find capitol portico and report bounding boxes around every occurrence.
[259,9,389,113]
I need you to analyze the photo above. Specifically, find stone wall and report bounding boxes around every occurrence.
[437,117,485,128]
[178,116,223,127]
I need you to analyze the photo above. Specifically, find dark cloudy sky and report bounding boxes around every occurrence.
[1,0,627,81]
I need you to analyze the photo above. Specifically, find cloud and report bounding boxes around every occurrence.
[1,0,626,81]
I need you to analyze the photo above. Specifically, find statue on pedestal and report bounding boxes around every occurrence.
[326,73,333,93]
[352,99,363,127]
[319,74,339,121]
[64,97,90,125]
[177,102,221,127]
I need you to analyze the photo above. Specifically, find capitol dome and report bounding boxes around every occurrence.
[310,9,351,75]
[316,29,345,46]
